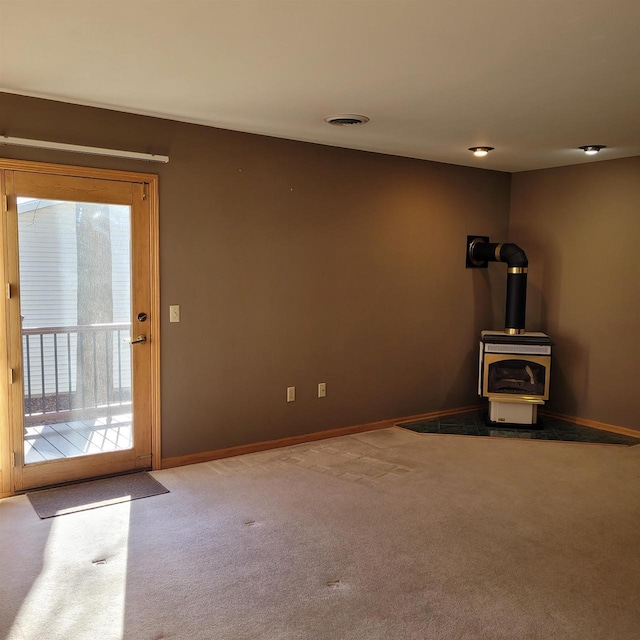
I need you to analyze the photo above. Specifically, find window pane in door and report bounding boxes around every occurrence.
[17,197,133,464]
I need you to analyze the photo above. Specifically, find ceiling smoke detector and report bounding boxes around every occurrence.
[324,114,370,126]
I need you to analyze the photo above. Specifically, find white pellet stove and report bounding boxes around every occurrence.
[478,331,551,425]
[467,236,552,427]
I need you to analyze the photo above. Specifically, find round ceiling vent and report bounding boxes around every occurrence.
[324,114,370,126]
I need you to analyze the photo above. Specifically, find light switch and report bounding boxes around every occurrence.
[169,305,180,323]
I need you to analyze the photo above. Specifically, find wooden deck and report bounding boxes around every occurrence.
[24,413,132,465]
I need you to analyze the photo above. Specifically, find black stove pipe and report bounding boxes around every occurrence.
[469,239,528,335]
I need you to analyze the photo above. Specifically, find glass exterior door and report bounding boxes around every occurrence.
[3,169,156,490]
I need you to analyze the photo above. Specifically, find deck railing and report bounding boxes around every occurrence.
[22,323,132,420]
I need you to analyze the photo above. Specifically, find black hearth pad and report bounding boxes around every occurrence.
[398,411,640,445]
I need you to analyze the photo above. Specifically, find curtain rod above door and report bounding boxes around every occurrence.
[0,136,169,163]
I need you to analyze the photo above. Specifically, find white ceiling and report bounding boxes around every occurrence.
[1,0,640,172]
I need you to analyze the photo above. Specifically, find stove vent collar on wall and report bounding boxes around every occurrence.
[466,235,529,335]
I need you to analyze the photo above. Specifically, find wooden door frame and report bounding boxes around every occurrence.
[0,158,161,497]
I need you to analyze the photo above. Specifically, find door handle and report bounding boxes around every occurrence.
[127,334,147,345]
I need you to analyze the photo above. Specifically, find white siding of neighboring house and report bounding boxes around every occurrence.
[17,199,132,400]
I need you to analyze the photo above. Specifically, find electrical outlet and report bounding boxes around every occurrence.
[286,386,296,402]
[318,382,327,398]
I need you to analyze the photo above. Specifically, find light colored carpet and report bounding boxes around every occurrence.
[27,472,169,518]
[1,428,639,639]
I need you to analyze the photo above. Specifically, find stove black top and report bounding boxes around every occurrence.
[481,330,552,346]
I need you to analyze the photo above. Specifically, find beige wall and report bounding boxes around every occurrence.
[510,158,640,430]
[1,93,511,457]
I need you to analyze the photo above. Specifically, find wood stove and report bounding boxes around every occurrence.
[467,236,552,426]
[479,331,551,425]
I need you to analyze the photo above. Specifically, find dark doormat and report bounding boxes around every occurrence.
[27,472,169,518]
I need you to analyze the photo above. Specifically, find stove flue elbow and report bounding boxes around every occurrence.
[499,243,528,268]
[467,238,528,268]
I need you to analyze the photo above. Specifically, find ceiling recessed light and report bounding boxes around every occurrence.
[579,145,606,156]
[468,146,494,157]
[324,114,370,126]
